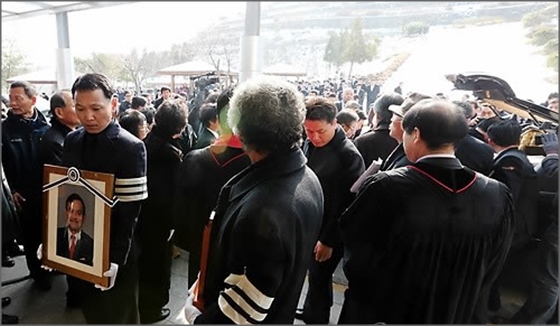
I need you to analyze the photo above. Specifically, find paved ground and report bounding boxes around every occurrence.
[1,248,347,324]
[2,246,531,324]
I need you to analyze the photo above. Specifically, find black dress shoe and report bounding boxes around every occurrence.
[2,313,19,324]
[7,243,25,257]
[2,256,15,268]
[143,308,171,324]
[2,297,11,308]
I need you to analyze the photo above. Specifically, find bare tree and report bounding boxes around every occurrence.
[74,52,122,85]
[121,48,161,94]
[2,37,29,92]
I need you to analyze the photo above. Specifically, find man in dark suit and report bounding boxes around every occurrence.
[194,103,220,149]
[365,76,381,113]
[57,193,93,266]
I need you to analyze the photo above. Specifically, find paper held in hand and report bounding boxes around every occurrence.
[350,158,383,193]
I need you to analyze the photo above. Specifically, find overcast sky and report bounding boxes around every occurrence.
[2,2,247,69]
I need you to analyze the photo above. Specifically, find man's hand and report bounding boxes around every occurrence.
[184,289,202,324]
[95,263,119,291]
[36,244,54,272]
[12,192,25,212]
[313,241,333,262]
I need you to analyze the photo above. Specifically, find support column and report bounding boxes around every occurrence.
[55,12,74,90]
[239,2,262,83]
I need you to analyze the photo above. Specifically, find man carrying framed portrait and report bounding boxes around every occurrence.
[60,73,148,324]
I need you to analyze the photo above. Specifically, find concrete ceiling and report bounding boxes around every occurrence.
[1,2,132,21]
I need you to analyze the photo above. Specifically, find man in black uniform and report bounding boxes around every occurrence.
[62,73,148,324]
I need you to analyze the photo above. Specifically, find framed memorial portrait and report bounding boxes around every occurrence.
[41,164,117,287]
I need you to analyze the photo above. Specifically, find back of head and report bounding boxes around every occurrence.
[373,92,404,124]
[487,119,522,147]
[155,100,188,137]
[228,76,305,153]
[199,103,218,127]
[389,92,432,118]
[71,73,115,100]
[344,100,361,111]
[216,87,235,134]
[402,99,468,150]
[131,96,147,110]
[336,108,359,126]
[49,89,71,117]
[453,100,474,120]
[119,109,146,139]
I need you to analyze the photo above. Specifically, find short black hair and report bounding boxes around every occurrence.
[305,97,337,123]
[71,73,115,100]
[155,100,188,137]
[487,119,521,147]
[131,96,147,110]
[119,109,147,138]
[199,103,218,127]
[402,99,468,150]
[66,193,86,216]
[373,92,404,124]
[160,86,171,93]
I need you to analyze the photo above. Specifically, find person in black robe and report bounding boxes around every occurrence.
[338,99,515,324]
[174,88,251,287]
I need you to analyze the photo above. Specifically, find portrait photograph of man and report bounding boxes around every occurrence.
[56,191,94,266]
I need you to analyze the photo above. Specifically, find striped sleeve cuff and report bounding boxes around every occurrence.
[114,176,148,202]
[218,274,274,324]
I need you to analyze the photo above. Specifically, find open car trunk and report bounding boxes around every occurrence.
[446,73,558,157]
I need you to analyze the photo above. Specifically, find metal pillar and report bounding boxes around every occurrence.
[239,2,262,83]
[55,12,74,90]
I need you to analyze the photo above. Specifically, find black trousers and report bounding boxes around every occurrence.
[19,200,48,281]
[81,256,140,324]
[302,244,344,324]
[138,228,172,322]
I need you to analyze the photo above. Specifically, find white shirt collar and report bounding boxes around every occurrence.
[206,127,219,139]
[416,154,456,162]
[68,229,82,246]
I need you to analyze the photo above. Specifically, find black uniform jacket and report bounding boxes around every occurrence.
[489,148,538,250]
[455,134,495,176]
[339,156,515,324]
[195,147,323,324]
[62,120,147,266]
[302,126,365,248]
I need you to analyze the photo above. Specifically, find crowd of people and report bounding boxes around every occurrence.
[1,71,558,325]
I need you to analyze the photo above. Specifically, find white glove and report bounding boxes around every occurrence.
[184,291,202,324]
[36,244,54,272]
[95,263,119,291]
